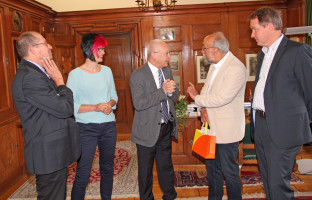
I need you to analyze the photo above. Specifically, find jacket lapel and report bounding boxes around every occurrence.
[266,36,288,84]
[21,59,57,89]
[142,64,158,90]
[208,52,233,92]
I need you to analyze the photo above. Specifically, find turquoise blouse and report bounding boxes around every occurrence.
[66,65,118,123]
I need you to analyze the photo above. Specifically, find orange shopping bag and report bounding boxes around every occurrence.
[192,122,216,159]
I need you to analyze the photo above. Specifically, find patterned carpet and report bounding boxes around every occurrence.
[175,170,303,188]
[9,141,139,200]
[8,141,305,199]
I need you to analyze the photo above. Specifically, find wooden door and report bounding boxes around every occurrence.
[102,34,134,140]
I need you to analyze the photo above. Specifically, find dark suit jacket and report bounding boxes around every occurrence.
[130,64,180,147]
[250,36,312,148]
[12,59,81,175]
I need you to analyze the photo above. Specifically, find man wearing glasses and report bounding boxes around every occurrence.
[187,32,247,200]
[130,39,179,200]
[12,31,81,200]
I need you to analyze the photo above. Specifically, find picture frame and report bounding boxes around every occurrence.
[160,28,176,41]
[245,54,257,81]
[168,54,179,71]
[173,75,180,91]
[13,39,21,73]
[196,55,211,83]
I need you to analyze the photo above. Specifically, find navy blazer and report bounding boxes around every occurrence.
[12,59,81,174]
[250,36,312,148]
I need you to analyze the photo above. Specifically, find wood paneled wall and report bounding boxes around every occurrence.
[0,0,305,198]
[52,0,304,103]
[0,0,54,198]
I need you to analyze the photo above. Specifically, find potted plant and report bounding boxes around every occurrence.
[174,95,189,134]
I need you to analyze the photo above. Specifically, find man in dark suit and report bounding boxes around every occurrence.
[12,31,81,200]
[130,39,179,200]
[249,7,312,199]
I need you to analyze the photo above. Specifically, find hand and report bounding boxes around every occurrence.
[162,79,176,94]
[42,57,64,86]
[102,103,113,115]
[200,108,209,124]
[187,82,198,100]
[95,102,112,115]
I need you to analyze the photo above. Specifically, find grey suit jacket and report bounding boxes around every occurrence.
[12,59,81,175]
[130,63,180,147]
[250,36,312,148]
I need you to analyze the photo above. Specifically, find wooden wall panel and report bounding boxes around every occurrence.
[0,7,12,119]
[0,0,55,198]
[0,0,307,193]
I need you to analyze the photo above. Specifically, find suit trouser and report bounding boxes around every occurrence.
[71,122,117,200]
[136,121,177,200]
[36,167,67,200]
[254,111,301,200]
[205,142,242,200]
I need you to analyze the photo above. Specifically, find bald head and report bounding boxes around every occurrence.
[147,39,170,69]
[17,31,41,58]
[203,32,229,54]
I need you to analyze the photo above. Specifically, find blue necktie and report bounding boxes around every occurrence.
[158,69,169,123]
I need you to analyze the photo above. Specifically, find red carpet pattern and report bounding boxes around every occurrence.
[175,170,303,187]
[66,147,131,184]
[8,141,139,199]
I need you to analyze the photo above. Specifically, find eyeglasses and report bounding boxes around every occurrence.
[33,41,49,47]
[202,45,216,51]
[98,47,105,52]
[154,52,170,56]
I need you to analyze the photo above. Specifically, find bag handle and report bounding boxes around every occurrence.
[201,122,209,135]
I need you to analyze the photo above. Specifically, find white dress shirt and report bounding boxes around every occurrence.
[252,34,284,111]
[207,52,230,94]
[148,62,170,122]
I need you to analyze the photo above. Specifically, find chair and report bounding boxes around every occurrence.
[238,122,258,170]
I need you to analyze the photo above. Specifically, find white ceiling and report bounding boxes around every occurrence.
[35,0,260,12]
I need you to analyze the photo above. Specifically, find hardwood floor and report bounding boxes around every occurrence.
[112,144,312,200]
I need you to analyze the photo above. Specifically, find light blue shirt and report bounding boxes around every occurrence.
[66,65,118,123]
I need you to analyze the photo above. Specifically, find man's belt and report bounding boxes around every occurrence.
[256,110,266,118]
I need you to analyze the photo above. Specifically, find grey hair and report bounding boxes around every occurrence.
[16,31,39,58]
[211,32,229,53]
[147,39,164,59]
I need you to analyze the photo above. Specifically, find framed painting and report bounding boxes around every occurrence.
[160,28,176,41]
[245,54,257,81]
[196,55,211,83]
[168,53,180,71]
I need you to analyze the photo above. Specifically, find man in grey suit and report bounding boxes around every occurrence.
[249,7,312,199]
[130,39,179,200]
[12,31,81,200]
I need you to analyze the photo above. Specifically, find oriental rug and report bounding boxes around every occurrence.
[175,170,303,188]
[175,192,312,200]
[8,141,139,200]
[8,141,305,200]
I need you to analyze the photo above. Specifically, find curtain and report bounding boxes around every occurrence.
[305,0,312,46]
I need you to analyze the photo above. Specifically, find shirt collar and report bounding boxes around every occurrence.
[262,34,284,54]
[213,51,230,69]
[148,61,162,74]
[26,59,46,73]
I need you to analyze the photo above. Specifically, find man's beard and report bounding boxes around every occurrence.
[203,54,213,64]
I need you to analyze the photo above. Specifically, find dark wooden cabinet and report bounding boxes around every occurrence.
[172,117,205,165]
